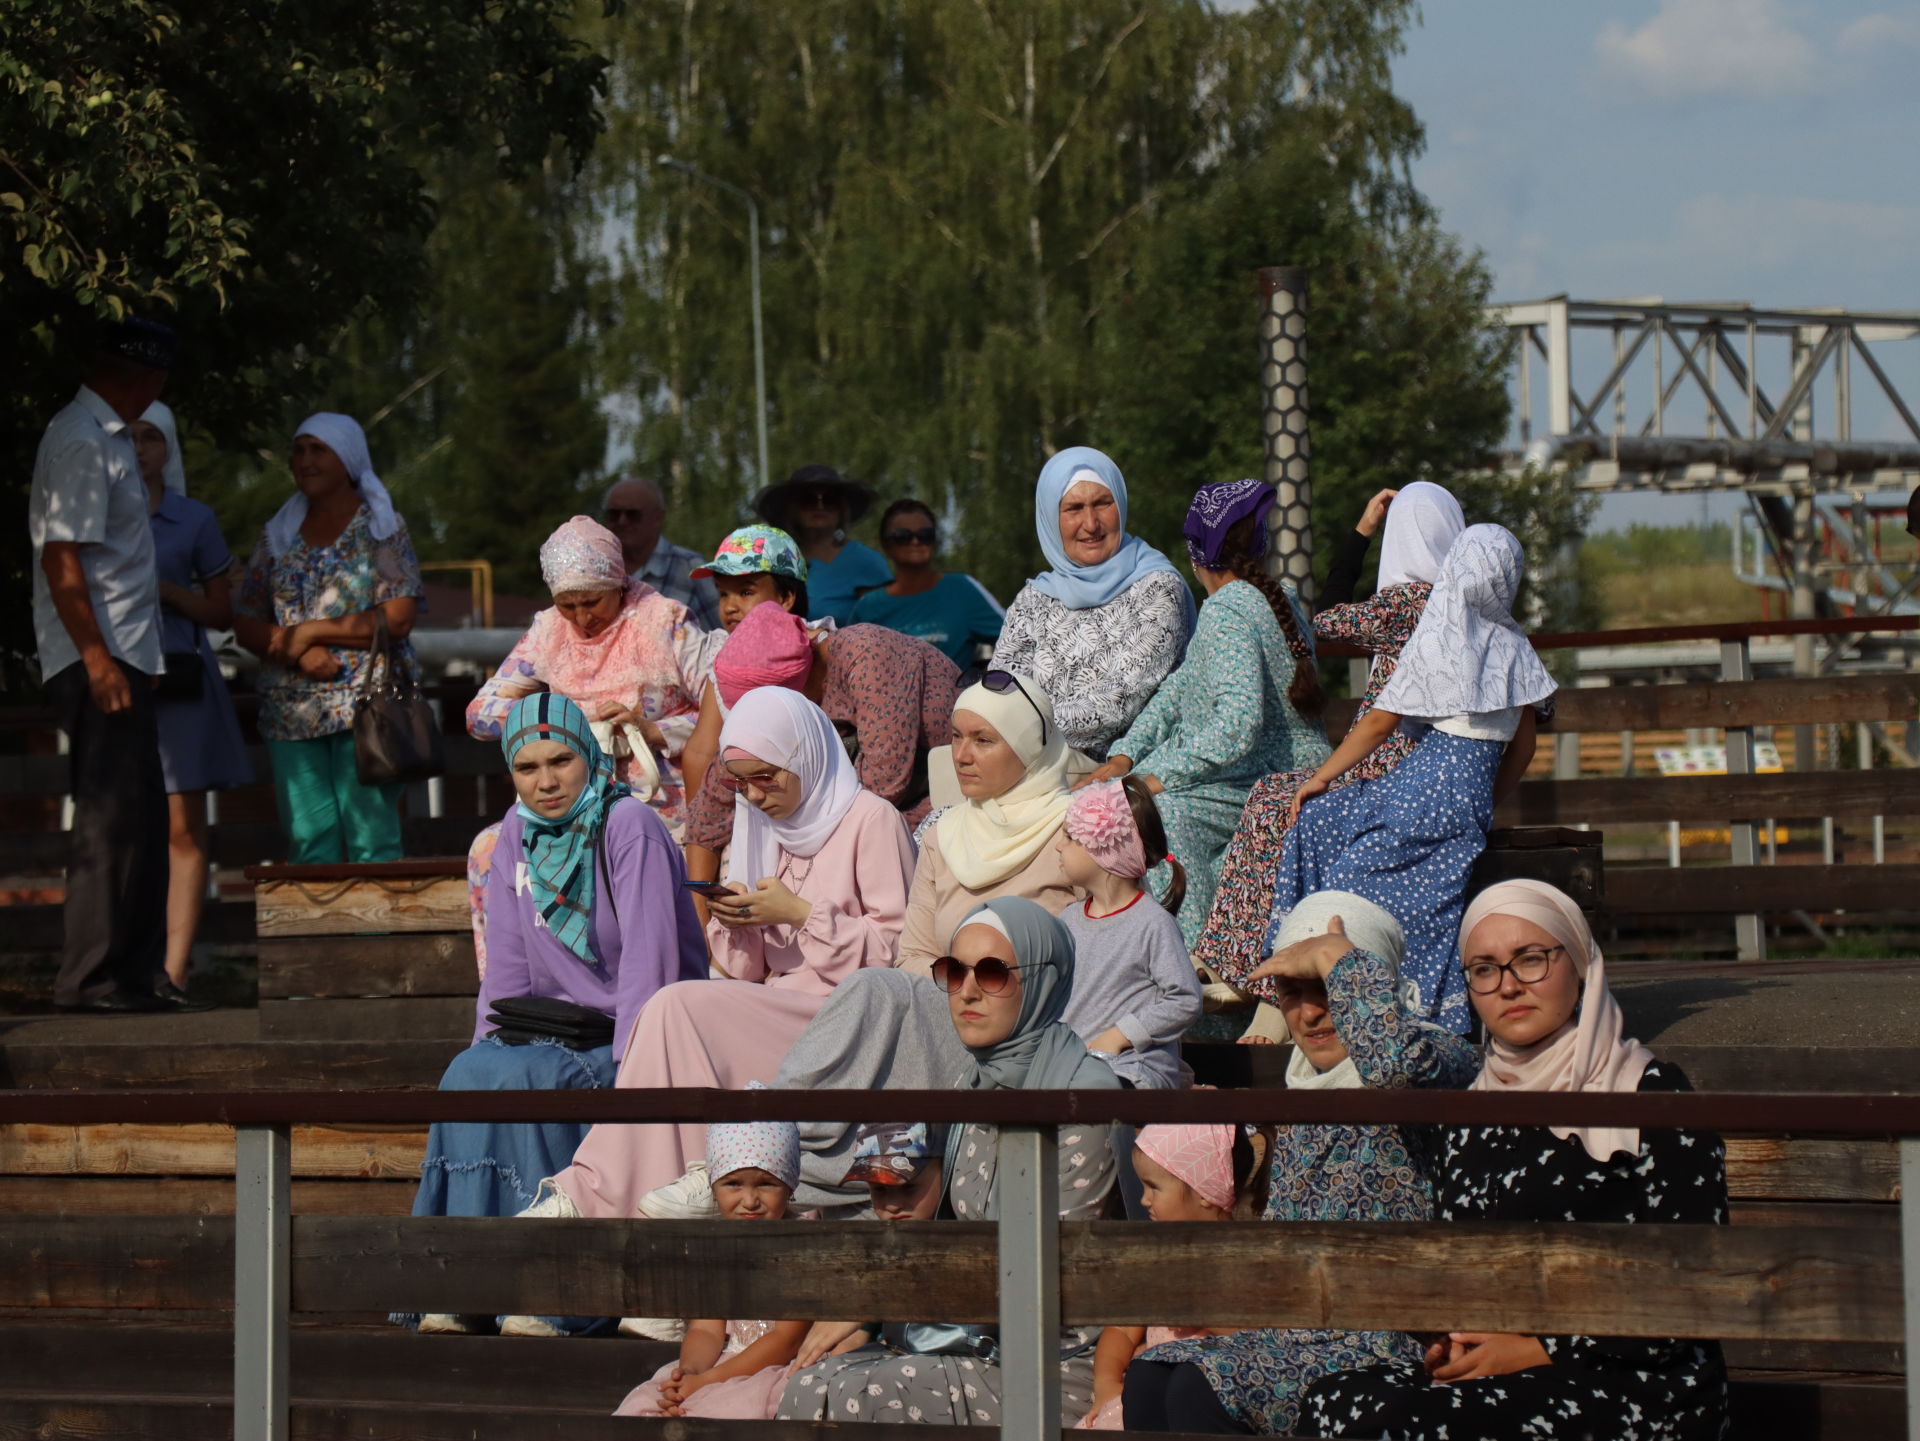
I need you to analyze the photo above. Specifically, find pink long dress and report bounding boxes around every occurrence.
[552,790,916,1218]
[615,1318,796,1418]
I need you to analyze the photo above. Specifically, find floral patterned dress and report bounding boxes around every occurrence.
[776,1120,1116,1426]
[1137,946,1479,1436]
[1192,582,1431,1000]
[1111,579,1330,948]
[1302,1061,1729,1441]
[234,507,425,742]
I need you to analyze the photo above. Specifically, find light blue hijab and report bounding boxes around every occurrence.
[1027,446,1187,611]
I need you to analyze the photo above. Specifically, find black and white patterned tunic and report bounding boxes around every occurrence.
[1301,1061,1730,1440]
[991,571,1192,759]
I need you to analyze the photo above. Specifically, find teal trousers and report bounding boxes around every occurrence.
[267,731,404,864]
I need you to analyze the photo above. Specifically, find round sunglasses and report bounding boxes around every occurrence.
[930,953,1049,996]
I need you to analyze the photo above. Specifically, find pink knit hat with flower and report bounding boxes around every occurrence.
[1064,780,1147,879]
[714,603,815,708]
[1134,1124,1236,1213]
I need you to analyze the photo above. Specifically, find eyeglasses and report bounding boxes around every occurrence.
[930,954,1046,996]
[603,508,656,523]
[1461,945,1566,994]
[979,670,1047,748]
[718,767,786,794]
[885,527,937,546]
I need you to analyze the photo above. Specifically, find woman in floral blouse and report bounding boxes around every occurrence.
[234,413,425,864]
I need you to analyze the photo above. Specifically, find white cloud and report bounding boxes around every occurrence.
[1594,0,1823,98]
[1837,9,1920,56]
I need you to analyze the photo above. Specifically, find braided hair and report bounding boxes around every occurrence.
[1216,513,1324,724]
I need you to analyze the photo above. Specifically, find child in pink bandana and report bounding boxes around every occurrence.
[1052,779,1203,1093]
[1076,1123,1270,1429]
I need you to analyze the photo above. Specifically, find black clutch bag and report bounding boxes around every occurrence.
[487,996,615,1050]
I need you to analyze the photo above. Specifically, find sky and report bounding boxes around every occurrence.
[1390,0,1920,528]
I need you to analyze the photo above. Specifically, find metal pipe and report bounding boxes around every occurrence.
[234,1122,291,1441]
[1719,637,1765,960]
[658,155,771,488]
[996,1124,1060,1441]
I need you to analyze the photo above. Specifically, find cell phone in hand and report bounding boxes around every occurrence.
[682,880,740,901]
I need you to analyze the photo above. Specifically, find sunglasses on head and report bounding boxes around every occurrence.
[885,526,937,546]
[979,670,1047,748]
[930,953,1046,996]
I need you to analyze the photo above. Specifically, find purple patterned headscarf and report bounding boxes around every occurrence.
[1183,480,1276,570]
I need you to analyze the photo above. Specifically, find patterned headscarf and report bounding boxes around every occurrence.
[714,603,815,708]
[707,1112,803,1190]
[1182,479,1276,570]
[503,693,627,964]
[1134,1124,1236,1213]
[539,516,628,596]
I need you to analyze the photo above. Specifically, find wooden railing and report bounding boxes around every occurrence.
[3,1085,1918,1441]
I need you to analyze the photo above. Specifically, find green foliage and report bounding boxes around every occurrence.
[1583,522,1735,575]
[581,0,1514,596]
[1,0,614,679]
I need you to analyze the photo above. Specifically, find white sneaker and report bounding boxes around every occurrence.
[636,1161,717,1221]
[417,1313,485,1335]
[498,1313,567,1338]
[513,1177,582,1220]
[617,1315,687,1342]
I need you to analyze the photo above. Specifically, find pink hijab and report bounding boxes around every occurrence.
[714,603,815,708]
[1134,1124,1236,1213]
[1464,879,1654,1162]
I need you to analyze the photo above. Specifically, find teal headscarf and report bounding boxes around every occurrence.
[503,693,626,963]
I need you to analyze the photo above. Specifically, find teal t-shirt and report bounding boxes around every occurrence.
[849,572,1006,666]
[807,539,893,625]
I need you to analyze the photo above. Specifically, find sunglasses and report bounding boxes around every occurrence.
[718,767,786,794]
[930,953,1047,996]
[792,489,839,508]
[885,527,937,546]
[979,670,1047,748]
[603,507,655,523]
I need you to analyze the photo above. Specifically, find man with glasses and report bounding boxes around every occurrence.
[601,476,720,629]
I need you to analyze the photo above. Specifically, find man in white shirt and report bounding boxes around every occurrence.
[31,318,202,1013]
[602,476,721,630]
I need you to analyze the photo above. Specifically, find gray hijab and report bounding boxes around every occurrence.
[950,897,1121,1094]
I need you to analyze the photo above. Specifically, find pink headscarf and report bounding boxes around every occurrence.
[714,603,814,708]
[539,515,627,596]
[1134,1124,1236,1213]
[1064,781,1146,879]
[1464,879,1654,1162]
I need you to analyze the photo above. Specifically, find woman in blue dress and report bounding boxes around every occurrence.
[1085,480,1331,948]
[1265,525,1555,1034]
[134,402,249,1005]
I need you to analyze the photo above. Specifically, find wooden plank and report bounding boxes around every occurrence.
[0,1215,233,1308]
[1543,674,1920,733]
[1725,1139,1899,1203]
[0,1039,464,1091]
[0,1124,426,1179]
[0,1398,231,1441]
[1498,771,1920,827]
[1468,840,1604,910]
[254,874,470,938]
[1608,865,1920,916]
[295,1407,999,1441]
[1728,1375,1905,1441]
[0,1177,416,1217]
[0,900,257,954]
[259,997,474,1042]
[259,934,478,1000]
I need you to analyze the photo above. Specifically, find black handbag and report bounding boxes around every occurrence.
[154,650,205,702]
[351,610,444,786]
[487,996,616,1050]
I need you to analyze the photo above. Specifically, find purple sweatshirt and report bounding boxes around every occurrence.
[474,797,708,1055]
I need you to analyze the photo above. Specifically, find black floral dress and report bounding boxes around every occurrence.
[1301,1061,1730,1441]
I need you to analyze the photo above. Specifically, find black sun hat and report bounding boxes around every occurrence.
[755,463,877,529]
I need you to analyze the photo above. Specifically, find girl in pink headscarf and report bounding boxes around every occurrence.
[463,516,708,976]
[1076,1123,1269,1430]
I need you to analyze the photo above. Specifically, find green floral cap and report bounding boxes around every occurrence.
[692,524,808,582]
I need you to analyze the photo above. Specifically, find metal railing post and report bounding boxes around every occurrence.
[997,1123,1060,1441]
[235,1122,291,1441]
[1902,1138,1920,1441]
[1720,637,1766,960]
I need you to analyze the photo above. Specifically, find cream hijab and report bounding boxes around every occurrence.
[1270,891,1405,1092]
[934,671,1072,890]
[1464,879,1654,1162]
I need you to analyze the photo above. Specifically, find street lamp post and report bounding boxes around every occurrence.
[656,155,770,489]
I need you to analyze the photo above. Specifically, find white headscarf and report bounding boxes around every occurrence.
[1464,880,1655,1162]
[140,401,188,496]
[265,412,400,558]
[718,687,865,886]
[1269,891,1404,1092]
[934,671,1073,889]
[1376,481,1464,589]
[1374,524,1556,721]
